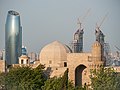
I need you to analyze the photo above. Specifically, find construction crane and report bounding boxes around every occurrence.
[115,45,120,51]
[71,9,91,53]
[77,8,91,30]
[96,13,108,29]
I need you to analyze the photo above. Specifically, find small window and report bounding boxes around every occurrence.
[21,60,23,64]
[64,62,67,67]
[27,59,29,64]
[49,60,52,64]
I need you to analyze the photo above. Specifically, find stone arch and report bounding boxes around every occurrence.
[75,64,87,86]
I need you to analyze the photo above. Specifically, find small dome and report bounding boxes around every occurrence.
[39,41,71,67]
[22,46,27,55]
[19,55,29,58]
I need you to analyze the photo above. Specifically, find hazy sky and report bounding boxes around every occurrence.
[0,0,120,53]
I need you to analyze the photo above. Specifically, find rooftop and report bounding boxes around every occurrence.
[8,10,19,16]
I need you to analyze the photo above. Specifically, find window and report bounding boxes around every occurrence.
[27,59,29,64]
[64,62,67,67]
[21,59,23,64]
[49,60,52,64]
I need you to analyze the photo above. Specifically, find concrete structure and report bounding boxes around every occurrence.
[71,27,84,53]
[39,40,104,86]
[5,10,22,65]
[28,52,37,63]
[95,27,105,55]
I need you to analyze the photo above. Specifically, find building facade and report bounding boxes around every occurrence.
[5,10,22,65]
[71,29,84,53]
[39,40,104,86]
[71,19,84,53]
[28,52,37,63]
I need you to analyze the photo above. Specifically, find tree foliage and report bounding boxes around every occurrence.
[42,68,75,90]
[1,64,46,90]
[2,65,120,90]
[0,72,5,89]
[90,67,120,90]
[42,68,86,90]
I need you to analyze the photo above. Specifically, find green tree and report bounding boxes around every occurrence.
[5,64,46,90]
[0,72,5,89]
[90,67,120,90]
[59,68,68,90]
[42,68,75,90]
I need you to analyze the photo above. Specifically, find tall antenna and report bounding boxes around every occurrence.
[115,45,120,51]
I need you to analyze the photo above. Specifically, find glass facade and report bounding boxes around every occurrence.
[22,46,27,55]
[5,10,22,65]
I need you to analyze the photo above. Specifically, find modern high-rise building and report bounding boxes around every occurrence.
[71,20,84,53]
[5,10,22,65]
[95,27,105,46]
[28,52,37,63]
[72,29,84,53]
[95,27,105,56]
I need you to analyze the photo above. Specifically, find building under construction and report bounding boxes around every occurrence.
[71,28,84,53]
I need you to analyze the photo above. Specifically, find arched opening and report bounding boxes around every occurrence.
[75,64,87,86]
[21,59,23,64]
[27,59,29,64]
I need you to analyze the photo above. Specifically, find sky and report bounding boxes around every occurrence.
[0,0,120,53]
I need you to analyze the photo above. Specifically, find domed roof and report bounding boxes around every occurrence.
[19,55,29,59]
[22,46,27,55]
[39,41,71,67]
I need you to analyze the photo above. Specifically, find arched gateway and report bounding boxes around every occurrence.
[75,64,87,86]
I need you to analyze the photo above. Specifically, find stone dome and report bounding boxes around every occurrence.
[39,41,71,68]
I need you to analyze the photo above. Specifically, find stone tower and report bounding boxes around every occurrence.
[91,41,104,68]
[67,41,104,86]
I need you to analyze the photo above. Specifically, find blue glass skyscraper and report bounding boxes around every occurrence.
[5,10,22,65]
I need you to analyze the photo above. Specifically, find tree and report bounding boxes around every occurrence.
[4,65,47,90]
[59,68,69,90]
[90,67,120,90]
[0,72,5,89]
[42,68,75,90]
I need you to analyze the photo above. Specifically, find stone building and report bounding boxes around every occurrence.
[12,54,40,68]
[3,39,119,87]
[0,60,6,72]
[39,40,104,86]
